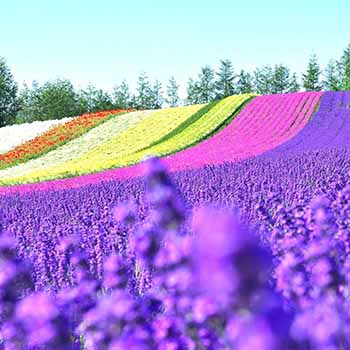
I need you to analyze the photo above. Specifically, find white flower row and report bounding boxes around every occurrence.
[0,117,74,154]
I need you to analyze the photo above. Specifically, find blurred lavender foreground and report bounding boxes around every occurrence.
[0,157,350,349]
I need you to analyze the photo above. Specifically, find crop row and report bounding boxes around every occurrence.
[0,109,131,170]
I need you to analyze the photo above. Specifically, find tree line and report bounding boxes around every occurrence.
[1,43,350,127]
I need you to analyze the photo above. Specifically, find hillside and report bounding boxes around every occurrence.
[0,90,332,195]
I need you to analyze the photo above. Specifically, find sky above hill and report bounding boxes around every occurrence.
[1,0,350,97]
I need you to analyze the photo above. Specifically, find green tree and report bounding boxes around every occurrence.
[129,94,138,109]
[197,65,216,103]
[236,70,254,94]
[288,73,300,92]
[78,83,98,112]
[323,59,341,91]
[16,81,41,123]
[113,80,131,109]
[215,59,236,98]
[32,79,83,121]
[0,57,20,126]
[185,78,201,105]
[136,72,152,109]
[78,84,114,112]
[302,54,322,91]
[94,89,114,111]
[338,44,350,90]
[150,80,163,109]
[254,66,274,94]
[272,64,299,93]
[166,76,180,107]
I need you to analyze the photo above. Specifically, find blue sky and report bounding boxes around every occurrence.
[1,0,349,96]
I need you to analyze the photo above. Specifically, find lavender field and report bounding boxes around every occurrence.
[0,90,350,349]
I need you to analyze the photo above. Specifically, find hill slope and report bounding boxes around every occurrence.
[0,91,328,194]
[0,94,252,186]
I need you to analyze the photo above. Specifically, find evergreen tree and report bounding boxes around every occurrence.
[254,66,274,94]
[215,59,236,98]
[113,80,131,109]
[271,64,299,93]
[185,78,201,105]
[0,57,20,126]
[338,44,350,90]
[150,80,163,109]
[16,81,41,123]
[129,94,138,109]
[166,76,180,107]
[93,89,114,111]
[288,73,300,92]
[236,70,254,94]
[136,72,152,109]
[302,54,322,91]
[323,59,341,91]
[197,65,216,103]
[30,79,83,121]
[77,84,113,112]
[78,83,98,112]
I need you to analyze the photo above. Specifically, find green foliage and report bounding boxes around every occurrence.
[18,79,84,122]
[215,59,236,98]
[92,89,114,111]
[16,81,40,123]
[136,72,153,109]
[78,83,114,113]
[254,65,300,94]
[197,65,216,103]
[254,66,274,94]
[302,54,322,91]
[166,76,180,107]
[113,80,131,109]
[186,78,202,105]
[288,73,300,92]
[339,44,350,90]
[271,64,298,93]
[135,73,164,109]
[149,80,163,109]
[0,57,20,127]
[236,70,254,94]
[323,59,341,91]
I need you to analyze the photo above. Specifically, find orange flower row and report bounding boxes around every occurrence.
[0,109,133,170]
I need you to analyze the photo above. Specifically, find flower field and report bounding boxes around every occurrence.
[0,94,252,185]
[0,109,131,170]
[0,111,152,182]
[1,91,350,349]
